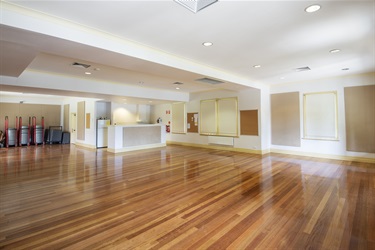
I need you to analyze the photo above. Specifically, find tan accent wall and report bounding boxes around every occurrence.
[77,101,85,140]
[344,85,375,153]
[63,104,69,131]
[0,103,61,131]
[271,92,301,147]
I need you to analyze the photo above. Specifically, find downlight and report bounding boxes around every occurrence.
[305,4,321,13]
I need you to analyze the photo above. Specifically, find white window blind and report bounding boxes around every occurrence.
[304,92,338,140]
[200,97,238,137]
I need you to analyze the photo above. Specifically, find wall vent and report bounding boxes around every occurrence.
[208,136,234,146]
[174,0,218,13]
[72,62,91,69]
[195,77,225,85]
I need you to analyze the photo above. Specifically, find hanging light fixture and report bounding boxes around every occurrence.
[174,0,218,13]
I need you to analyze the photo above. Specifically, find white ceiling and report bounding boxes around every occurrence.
[0,0,374,103]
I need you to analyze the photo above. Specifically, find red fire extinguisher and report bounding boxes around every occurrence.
[166,121,170,133]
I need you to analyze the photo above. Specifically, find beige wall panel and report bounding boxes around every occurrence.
[271,92,301,147]
[0,103,19,130]
[171,102,186,134]
[77,101,85,140]
[344,85,375,153]
[64,104,69,131]
[19,104,41,125]
[41,105,61,129]
[0,103,60,131]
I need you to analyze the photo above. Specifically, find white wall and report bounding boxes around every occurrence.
[62,97,99,147]
[151,88,263,152]
[260,86,271,152]
[96,101,111,119]
[0,95,153,148]
[270,72,375,159]
[112,103,151,125]
[59,100,153,147]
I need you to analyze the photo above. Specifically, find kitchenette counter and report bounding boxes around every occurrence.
[107,124,166,153]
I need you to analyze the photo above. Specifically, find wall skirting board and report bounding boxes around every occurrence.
[167,141,375,163]
[74,142,97,150]
[270,149,375,164]
[107,143,166,153]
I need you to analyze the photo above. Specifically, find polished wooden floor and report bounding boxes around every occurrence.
[0,144,374,249]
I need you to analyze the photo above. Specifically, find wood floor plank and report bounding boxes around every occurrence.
[0,144,374,249]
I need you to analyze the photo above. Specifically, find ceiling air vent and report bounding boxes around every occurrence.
[72,62,91,69]
[174,0,218,13]
[295,66,311,72]
[195,77,225,85]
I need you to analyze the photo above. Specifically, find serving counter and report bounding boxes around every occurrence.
[107,124,166,153]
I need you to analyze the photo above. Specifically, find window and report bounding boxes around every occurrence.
[200,97,238,136]
[303,92,338,140]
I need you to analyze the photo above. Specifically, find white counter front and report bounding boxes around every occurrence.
[107,124,166,153]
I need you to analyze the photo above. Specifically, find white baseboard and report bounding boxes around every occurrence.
[167,141,266,155]
[271,148,375,163]
[107,143,166,153]
[166,141,374,163]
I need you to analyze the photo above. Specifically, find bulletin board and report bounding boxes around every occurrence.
[86,113,91,129]
[240,110,258,136]
[187,112,198,133]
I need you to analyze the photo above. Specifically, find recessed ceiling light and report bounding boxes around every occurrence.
[305,4,321,13]
[202,42,213,47]
[330,49,341,53]
[342,68,350,71]
[280,77,285,80]
[176,87,180,90]
[85,72,91,75]
[253,65,261,68]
